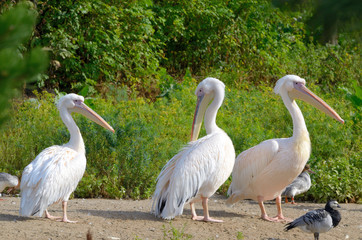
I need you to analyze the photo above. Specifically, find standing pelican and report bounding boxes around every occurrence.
[152,78,235,222]
[226,75,343,222]
[20,94,114,222]
[0,173,19,199]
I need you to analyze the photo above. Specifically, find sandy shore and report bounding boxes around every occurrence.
[0,195,360,239]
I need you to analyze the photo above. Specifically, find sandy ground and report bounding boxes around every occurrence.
[0,195,360,240]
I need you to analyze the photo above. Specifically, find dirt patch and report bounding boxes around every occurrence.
[0,195,360,239]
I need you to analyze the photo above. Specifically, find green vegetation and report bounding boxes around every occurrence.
[1,0,359,94]
[0,2,48,126]
[237,231,245,240]
[162,223,192,240]
[0,0,360,203]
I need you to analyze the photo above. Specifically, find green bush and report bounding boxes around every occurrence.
[0,2,48,127]
[31,0,162,96]
[2,0,357,95]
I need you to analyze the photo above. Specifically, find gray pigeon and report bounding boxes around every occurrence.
[284,200,342,240]
[282,164,315,204]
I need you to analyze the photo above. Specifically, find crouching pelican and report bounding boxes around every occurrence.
[0,173,19,199]
[226,75,343,222]
[20,94,114,223]
[152,77,235,222]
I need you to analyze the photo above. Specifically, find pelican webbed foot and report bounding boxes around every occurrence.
[45,210,62,220]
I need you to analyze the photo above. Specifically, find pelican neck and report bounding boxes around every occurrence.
[280,91,309,139]
[59,107,85,154]
[204,86,224,134]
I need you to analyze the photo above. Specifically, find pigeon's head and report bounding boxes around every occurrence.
[327,200,341,210]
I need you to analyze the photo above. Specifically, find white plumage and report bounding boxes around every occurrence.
[227,75,344,222]
[0,173,19,199]
[20,147,83,217]
[20,93,114,222]
[152,77,235,222]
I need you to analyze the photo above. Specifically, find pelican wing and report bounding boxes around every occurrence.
[0,173,12,182]
[227,138,281,203]
[0,173,7,192]
[20,145,86,217]
[152,132,234,219]
[0,173,18,191]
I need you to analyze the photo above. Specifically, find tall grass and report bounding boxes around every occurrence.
[0,77,360,203]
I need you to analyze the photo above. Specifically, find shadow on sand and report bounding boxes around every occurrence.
[78,208,244,221]
[0,213,32,222]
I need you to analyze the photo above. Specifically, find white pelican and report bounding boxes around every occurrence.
[226,75,344,222]
[0,173,19,199]
[19,93,114,223]
[152,77,235,222]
